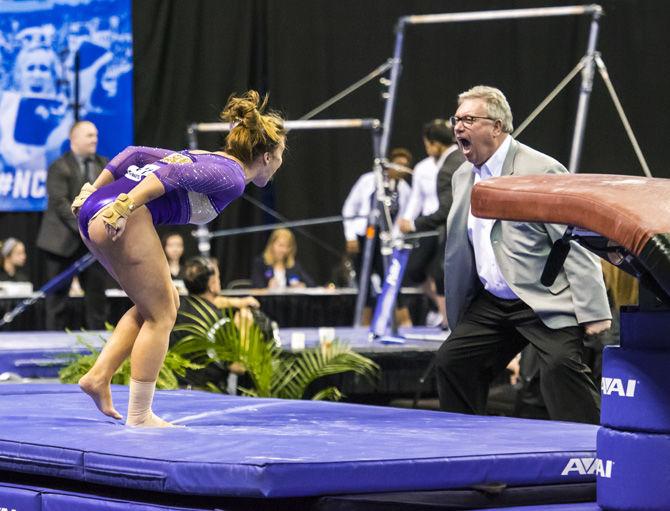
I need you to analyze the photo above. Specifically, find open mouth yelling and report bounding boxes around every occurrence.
[457,137,472,154]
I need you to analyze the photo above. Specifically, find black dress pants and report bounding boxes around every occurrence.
[404,234,445,295]
[44,247,108,331]
[435,290,600,424]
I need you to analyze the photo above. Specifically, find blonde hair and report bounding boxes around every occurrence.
[220,90,285,164]
[458,85,514,133]
[263,228,296,268]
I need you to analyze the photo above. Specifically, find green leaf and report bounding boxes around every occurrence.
[59,307,379,403]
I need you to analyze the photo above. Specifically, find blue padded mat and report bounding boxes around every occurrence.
[470,505,600,511]
[276,326,446,352]
[619,308,670,348]
[0,331,106,378]
[597,426,670,510]
[41,493,213,511]
[0,384,598,498]
[0,482,41,511]
[601,346,670,432]
[0,480,600,511]
[0,481,216,511]
[0,328,444,378]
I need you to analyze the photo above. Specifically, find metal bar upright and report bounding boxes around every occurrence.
[187,124,199,150]
[354,127,387,327]
[568,8,602,172]
[379,20,406,158]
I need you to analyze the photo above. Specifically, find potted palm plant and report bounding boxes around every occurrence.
[59,331,202,389]
[170,297,380,399]
[61,299,379,400]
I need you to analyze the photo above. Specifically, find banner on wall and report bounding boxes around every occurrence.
[0,0,133,212]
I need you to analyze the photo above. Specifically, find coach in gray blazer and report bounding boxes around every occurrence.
[436,86,611,424]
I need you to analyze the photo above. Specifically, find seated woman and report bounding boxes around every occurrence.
[0,238,29,282]
[251,228,314,289]
[161,232,186,281]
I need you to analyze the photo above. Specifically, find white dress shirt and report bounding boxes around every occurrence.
[467,135,518,299]
[342,172,410,241]
[400,147,456,227]
[272,267,287,289]
[400,156,438,221]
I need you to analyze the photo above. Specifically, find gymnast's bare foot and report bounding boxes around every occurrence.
[79,373,123,420]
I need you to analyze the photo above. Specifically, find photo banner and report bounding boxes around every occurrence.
[0,0,133,211]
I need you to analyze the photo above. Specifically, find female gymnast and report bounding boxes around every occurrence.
[72,90,285,427]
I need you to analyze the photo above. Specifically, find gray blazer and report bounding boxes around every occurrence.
[444,138,611,330]
[36,151,107,257]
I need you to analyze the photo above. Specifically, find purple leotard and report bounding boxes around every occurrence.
[78,146,246,239]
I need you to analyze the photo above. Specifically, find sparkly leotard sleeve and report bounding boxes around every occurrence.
[78,147,246,239]
[105,146,174,180]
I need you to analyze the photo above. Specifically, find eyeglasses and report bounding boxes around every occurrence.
[449,115,498,127]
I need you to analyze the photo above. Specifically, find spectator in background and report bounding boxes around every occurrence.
[36,120,109,330]
[171,256,261,345]
[342,147,413,325]
[399,120,462,329]
[0,238,29,282]
[170,256,262,393]
[162,232,186,281]
[251,228,314,289]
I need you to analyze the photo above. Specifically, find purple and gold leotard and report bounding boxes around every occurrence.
[78,146,246,239]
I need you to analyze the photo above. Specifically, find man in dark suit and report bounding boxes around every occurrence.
[36,121,109,330]
[437,86,611,424]
[399,119,465,328]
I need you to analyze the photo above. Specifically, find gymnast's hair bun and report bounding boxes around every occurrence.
[221,90,264,128]
[221,90,285,164]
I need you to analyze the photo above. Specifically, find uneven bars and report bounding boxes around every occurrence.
[190,118,381,133]
[403,5,601,25]
[207,215,366,239]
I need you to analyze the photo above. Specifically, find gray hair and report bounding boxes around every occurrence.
[1,238,19,258]
[458,85,513,133]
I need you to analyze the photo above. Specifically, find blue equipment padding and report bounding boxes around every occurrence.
[597,426,670,511]
[0,481,215,511]
[319,482,597,510]
[0,331,106,378]
[0,384,598,498]
[619,307,670,348]
[378,335,407,345]
[0,328,446,378]
[0,480,599,511]
[41,493,210,511]
[370,247,411,337]
[470,505,600,511]
[0,482,41,511]
[601,346,670,432]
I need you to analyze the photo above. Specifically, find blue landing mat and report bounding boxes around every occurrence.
[0,481,216,511]
[276,326,446,351]
[470,506,600,511]
[0,384,597,498]
[0,328,444,378]
[0,480,602,510]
